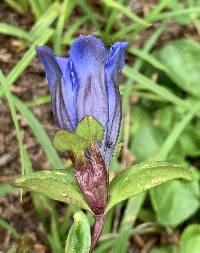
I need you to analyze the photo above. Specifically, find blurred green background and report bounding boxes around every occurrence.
[1,0,200,252]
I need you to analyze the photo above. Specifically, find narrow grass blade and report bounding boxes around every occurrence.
[50,212,64,253]
[104,0,126,35]
[0,28,53,96]
[145,0,172,21]
[39,0,52,11]
[30,2,61,37]
[13,96,64,170]
[25,147,63,251]
[62,16,88,45]
[78,0,100,31]
[0,184,13,197]
[0,218,19,239]
[0,23,31,41]
[156,102,200,161]
[25,95,50,108]
[122,25,165,112]
[123,66,197,114]
[120,25,165,145]
[5,0,25,14]
[54,0,77,54]
[6,247,15,253]
[113,193,146,253]
[156,7,200,21]
[128,48,168,72]
[112,0,169,39]
[102,0,150,26]
[29,0,43,20]
[0,71,25,176]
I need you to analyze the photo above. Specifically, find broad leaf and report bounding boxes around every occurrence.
[65,211,91,253]
[106,162,191,213]
[76,115,104,142]
[53,116,104,157]
[0,184,13,197]
[180,225,200,253]
[132,125,166,162]
[53,130,87,157]
[157,39,200,97]
[14,170,91,211]
[150,245,177,253]
[150,170,199,227]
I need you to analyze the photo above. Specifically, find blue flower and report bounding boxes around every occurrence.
[35,35,128,167]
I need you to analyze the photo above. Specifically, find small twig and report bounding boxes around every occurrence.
[141,237,157,253]
[165,225,179,245]
[99,233,117,242]
[0,174,18,183]
[0,153,15,167]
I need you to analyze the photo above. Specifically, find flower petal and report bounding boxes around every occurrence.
[55,57,79,131]
[35,46,61,92]
[52,78,73,130]
[69,35,108,128]
[104,42,128,166]
[106,42,128,85]
[36,46,77,131]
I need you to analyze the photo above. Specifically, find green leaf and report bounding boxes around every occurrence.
[180,125,200,157]
[156,102,200,161]
[180,225,200,253]
[4,0,26,14]
[113,193,146,253]
[0,28,53,96]
[76,116,104,142]
[150,170,200,227]
[53,0,77,54]
[0,71,25,182]
[53,116,104,157]
[14,170,91,212]
[13,96,64,170]
[0,218,19,239]
[105,162,192,213]
[132,125,166,162]
[62,16,88,45]
[65,211,91,253]
[53,130,87,157]
[78,0,100,31]
[112,142,123,158]
[156,39,200,97]
[0,184,13,197]
[167,1,192,25]
[102,0,150,27]
[0,23,31,41]
[150,245,177,253]
[123,66,199,116]
[30,2,61,38]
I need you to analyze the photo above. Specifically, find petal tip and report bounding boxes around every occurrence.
[35,45,54,57]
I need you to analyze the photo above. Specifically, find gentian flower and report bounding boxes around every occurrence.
[35,35,127,251]
[35,35,127,167]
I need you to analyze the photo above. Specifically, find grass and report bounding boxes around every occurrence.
[1,0,200,252]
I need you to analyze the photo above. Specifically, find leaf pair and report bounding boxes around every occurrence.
[14,162,192,214]
[53,116,104,157]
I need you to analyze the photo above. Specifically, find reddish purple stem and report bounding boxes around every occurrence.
[69,147,108,251]
[90,214,105,253]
